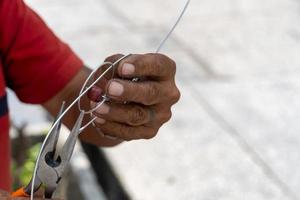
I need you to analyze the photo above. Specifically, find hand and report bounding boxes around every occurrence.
[88,53,180,141]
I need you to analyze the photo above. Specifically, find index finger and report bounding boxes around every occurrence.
[118,53,176,81]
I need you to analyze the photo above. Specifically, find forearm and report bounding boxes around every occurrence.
[43,66,122,147]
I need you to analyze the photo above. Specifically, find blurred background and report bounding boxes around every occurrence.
[9,0,300,199]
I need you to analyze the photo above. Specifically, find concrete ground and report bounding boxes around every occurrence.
[10,0,300,199]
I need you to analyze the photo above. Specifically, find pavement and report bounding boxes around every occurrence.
[10,0,300,199]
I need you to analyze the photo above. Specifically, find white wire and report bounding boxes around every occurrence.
[156,0,190,53]
[77,61,113,114]
[30,0,190,199]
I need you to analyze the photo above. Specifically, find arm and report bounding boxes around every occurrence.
[1,0,180,147]
[0,0,120,147]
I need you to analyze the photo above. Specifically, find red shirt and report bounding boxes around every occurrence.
[0,0,83,191]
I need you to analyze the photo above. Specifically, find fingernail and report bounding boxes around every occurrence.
[88,86,103,102]
[95,117,106,124]
[122,63,135,75]
[96,104,110,114]
[108,81,124,96]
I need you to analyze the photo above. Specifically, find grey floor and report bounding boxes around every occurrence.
[11,0,300,199]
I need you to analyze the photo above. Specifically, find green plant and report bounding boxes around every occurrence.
[12,143,41,189]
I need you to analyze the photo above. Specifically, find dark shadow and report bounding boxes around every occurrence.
[81,142,131,200]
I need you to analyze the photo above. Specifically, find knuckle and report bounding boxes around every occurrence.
[99,124,110,134]
[156,53,176,74]
[104,54,124,63]
[153,54,166,73]
[155,53,168,62]
[161,110,172,123]
[170,61,176,76]
[145,84,160,105]
[170,58,176,69]
[144,129,158,139]
[171,87,181,103]
[135,54,149,72]
[128,106,148,125]
[118,124,131,140]
[154,53,165,63]
[123,136,133,141]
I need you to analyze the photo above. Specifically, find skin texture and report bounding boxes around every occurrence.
[43,53,180,143]
[90,53,180,141]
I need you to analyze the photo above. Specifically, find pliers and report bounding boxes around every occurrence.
[12,103,85,198]
[11,54,131,199]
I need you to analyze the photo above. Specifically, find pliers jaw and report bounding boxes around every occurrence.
[21,103,85,198]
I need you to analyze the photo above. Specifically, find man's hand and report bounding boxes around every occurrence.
[88,53,180,141]
[43,53,180,145]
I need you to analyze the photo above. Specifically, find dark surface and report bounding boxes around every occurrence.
[81,142,131,200]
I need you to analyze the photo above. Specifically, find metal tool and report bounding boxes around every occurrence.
[11,53,131,199]
[11,103,85,198]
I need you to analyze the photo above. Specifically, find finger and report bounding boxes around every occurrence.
[96,121,158,141]
[94,54,127,81]
[104,53,125,63]
[93,102,152,126]
[99,53,125,80]
[91,54,125,92]
[117,53,176,80]
[106,79,165,105]
[87,86,103,102]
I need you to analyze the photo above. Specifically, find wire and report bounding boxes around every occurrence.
[30,0,190,199]
[156,0,190,53]
[29,54,130,200]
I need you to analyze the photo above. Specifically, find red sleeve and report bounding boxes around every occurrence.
[0,0,83,103]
